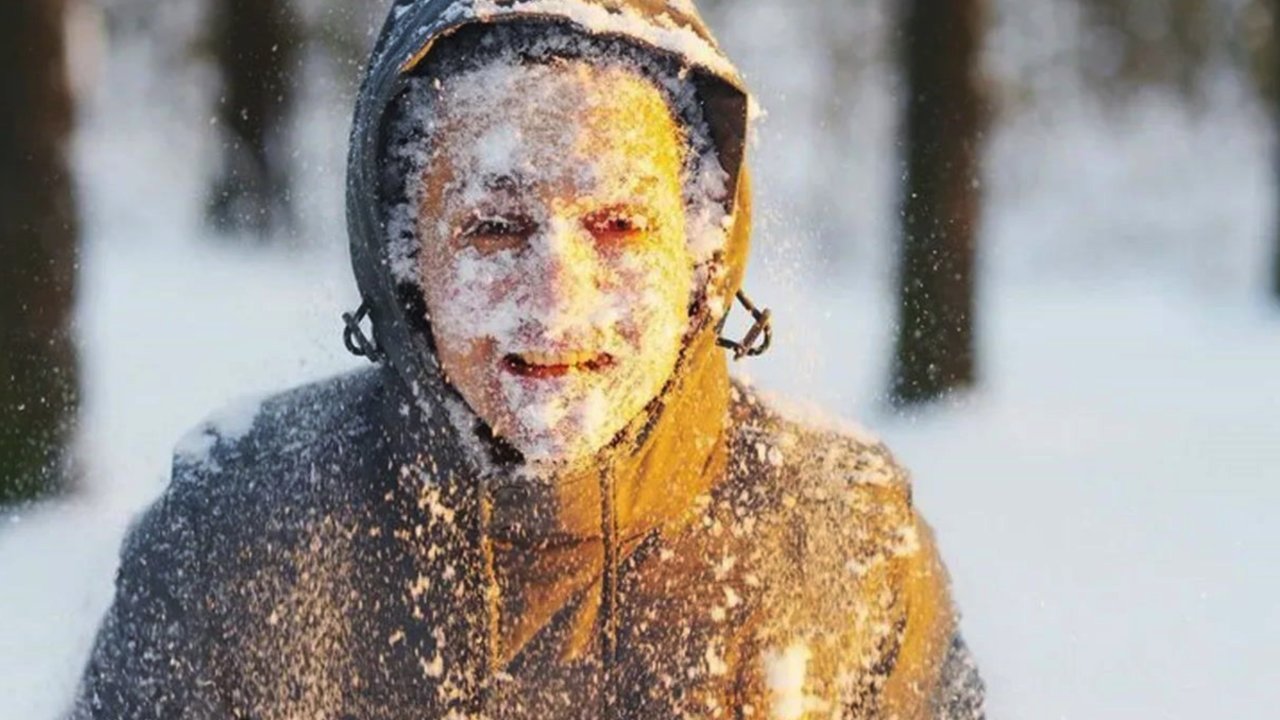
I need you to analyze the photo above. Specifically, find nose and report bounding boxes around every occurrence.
[529,216,599,319]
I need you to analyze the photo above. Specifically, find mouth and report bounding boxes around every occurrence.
[503,350,616,379]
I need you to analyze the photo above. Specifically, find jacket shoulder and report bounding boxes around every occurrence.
[726,380,925,607]
[159,366,400,538]
[170,366,390,483]
[729,380,915,509]
[725,383,960,714]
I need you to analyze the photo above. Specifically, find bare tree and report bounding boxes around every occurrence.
[891,0,986,407]
[1273,219,1280,301]
[1273,0,1280,302]
[0,0,80,503]
[206,0,299,238]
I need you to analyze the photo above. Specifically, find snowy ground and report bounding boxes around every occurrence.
[3,7,1280,720]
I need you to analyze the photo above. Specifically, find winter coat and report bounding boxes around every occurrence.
[70,2,985,719]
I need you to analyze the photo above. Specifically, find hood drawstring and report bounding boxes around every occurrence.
[599,464,621,718]
[472,464,621,718]
[478,472,500,716]
[342,300,385,363]
[715,289,774,362]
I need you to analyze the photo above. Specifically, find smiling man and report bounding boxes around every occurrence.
[70,2,984,719]
[415,60,696,467]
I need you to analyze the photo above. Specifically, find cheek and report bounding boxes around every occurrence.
[426,288,489,381]
[426,250,523,342]
[437,330,490,366]
[439,336,504,422]
[607,248,692,344]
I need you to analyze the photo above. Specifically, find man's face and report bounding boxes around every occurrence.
[416,60,694,468]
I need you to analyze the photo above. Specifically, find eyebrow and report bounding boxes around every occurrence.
[480,173,523,194]
[445,173,528,205]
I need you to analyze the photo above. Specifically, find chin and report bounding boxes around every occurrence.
[514,435,606,468]
[500,416,619,469]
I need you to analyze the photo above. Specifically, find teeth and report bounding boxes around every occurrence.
[521,350,600,366]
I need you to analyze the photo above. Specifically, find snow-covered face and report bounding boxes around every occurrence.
[417,60,694,468]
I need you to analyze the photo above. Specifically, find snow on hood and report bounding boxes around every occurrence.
[395,0,743,85]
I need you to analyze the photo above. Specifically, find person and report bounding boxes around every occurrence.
[71,1,985,718]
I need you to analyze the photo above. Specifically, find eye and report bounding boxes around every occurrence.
[460,213,533,253]
[584,206,654,245]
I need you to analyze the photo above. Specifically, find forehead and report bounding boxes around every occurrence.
[427,59,684,187]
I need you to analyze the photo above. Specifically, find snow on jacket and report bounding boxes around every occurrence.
[70,1,985,718]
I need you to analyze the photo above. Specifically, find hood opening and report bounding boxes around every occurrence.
[346,4,754,425]
[375,17,745,471]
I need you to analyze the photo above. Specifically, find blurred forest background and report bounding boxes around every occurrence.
[3,0,1279,718]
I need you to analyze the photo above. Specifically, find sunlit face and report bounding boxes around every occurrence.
[416,60,694,468]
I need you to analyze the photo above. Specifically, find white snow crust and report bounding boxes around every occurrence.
[761,643,826,719]
[173,394,265,466]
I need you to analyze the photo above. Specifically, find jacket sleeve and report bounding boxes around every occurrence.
[68,474,224,720]
[931,635,986,720]
[734,470,986,720]
[878,512,986,720]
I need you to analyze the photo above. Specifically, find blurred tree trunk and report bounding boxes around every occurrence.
[206,0,298,238]
[0,0,80,504]
[1274,213,1280,300]
[891,0,986,407]
[1274,0,1280,302]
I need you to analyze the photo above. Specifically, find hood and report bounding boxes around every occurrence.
[343,0,758,694]
[347,0,752,410]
